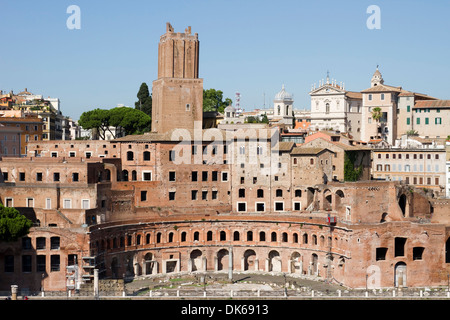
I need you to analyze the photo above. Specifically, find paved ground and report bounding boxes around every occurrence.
[125,272,346,294]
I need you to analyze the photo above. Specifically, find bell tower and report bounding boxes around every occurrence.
[152,23,203,133]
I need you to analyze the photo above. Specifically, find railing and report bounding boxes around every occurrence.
[3,288,450,299]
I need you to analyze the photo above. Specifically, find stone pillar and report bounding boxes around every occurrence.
[177,259,181,273]
[202,257,207,271]
[254,258,259,271]
[11,285,18,300]
[214,256,218,271]
[288,260,292,273]
[188,259,192,272]
[94,269,99,297]
[228,247,233,281]
[265,258,270,272]
[241,257,245,271]
[143,260,147,275]
[134,263,139,276]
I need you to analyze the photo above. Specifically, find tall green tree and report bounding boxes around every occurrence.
[0,205,33,242]
[371,107,383,139]
[203,88,232,114]
[79,107,151,139]
[135,82,152,117]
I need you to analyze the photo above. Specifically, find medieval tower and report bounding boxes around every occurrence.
[151,23,204,133]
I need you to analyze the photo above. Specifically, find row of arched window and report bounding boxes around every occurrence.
[95,229,339,251]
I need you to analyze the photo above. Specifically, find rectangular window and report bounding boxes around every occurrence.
[407,105,410,112]
[406,118,410,125]
[237,202,246,212]
[256,202,265,212]
[36,255,46,272]
[221,172,228,182]
[394,237,407,257]
[169,171,176,182]
[212,171,218,181]
[51,255,60,272]
[46,198,51,209]
[436,117,442,124]
[22,255,32,273]
[72,172,79,182]
[143,172,152,181]
[416,118,420,125]
[425,118,429,125]
[63,199,72,209]
[191,190,198,200]
[169,191,176,201]
[19,172,25,181]
[376,248,388,261]
[141,190,147,201]
[53,172,60,182]
[212,190,218,200]
[202,171,208,181]
[202,191,208,200]
[381,93,385,100]
[293,202,301,211]
[368,94,372,101]
[82,199,90,209]
[36,172,43,181]
[192,171,198,182]
[275,202,284,211]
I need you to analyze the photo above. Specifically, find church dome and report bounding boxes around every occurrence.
[274,85,293,101]
[224,105,236,113]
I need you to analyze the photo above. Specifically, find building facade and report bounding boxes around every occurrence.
[309,74,362,141]
[0,23,450,294]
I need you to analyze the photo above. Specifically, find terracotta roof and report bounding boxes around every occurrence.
[413,100,450,109]
[398,91,437,100]
[290,147,329,155]
[345,91,362,99]
[361,84,403,93]
[278,141,295,152]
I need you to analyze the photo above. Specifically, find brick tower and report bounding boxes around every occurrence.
[152,22,203,133]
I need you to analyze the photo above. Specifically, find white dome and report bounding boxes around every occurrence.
[274,85,293,101]
[224,105,236,112]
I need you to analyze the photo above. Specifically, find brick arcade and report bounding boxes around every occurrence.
[0,23,449,293]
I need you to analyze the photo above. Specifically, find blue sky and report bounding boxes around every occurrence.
[1,0,450,120]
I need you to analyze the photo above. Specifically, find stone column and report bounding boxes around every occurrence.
[94,269,99,297]
[11,285,18,300]
[254,258,259,271]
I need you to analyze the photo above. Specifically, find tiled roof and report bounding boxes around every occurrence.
[413,100,450,109]
[290,147,328,155]
[361,84,403,93]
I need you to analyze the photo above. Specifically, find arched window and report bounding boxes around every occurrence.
[277,105,281,115]
[303,233,308,244]
[220,231,226,241]
[233,231,240,241]
[247,231,253,241]
[127,151,134,161]
[259,231,266,242]
[146,234,151,244]
[207,231,213,241]
[181,232,187,242]
[276,189,283,197]
[257,189,264,198]
[326,103,330,114]
[193,231,199,241]
[282,232,288,242]
[271,232,277,242]
[168,232,174,243]
[143,151,151,161]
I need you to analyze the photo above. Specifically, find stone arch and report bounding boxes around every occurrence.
[290,252,302,274]
[311,253,318,275]
[190,249,203,272]
[244,249,257,271]
[217,249,229,271]
[323,189,332,211]
[394,262,407,287]
[335,190,345,209]
[268,250,281,272]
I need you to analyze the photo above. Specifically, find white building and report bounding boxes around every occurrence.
[309,74,362,140]
[272,85,294,127]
